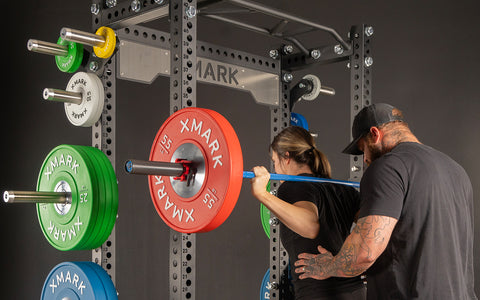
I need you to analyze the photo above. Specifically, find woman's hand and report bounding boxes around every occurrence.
[250,166,271,200]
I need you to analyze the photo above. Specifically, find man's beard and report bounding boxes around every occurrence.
[367,143,386,164]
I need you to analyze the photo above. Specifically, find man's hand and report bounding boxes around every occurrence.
[295,215,398,280]
[294,245,334,280]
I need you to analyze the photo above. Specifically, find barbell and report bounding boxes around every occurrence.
[126,161,359,187]
[125,107,359,233]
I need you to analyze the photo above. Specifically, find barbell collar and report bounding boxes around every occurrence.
[3,190,70,204]
[43,88,83,105]
[27,39,68,57]
[61,27,105,48]
[125,159,186,177]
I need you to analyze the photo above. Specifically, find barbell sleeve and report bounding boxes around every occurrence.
[61,27,105,48]
[125,160,186,177]
[242,171,359,188]
[27,39,69,57]
[3,190,70,204]
[124,159,359,188]
[43,88,83,105]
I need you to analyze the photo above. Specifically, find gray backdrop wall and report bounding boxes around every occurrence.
[1,0,479,299]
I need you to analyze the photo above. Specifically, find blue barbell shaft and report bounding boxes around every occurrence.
[125,160,359,188]
[243,171,359,188]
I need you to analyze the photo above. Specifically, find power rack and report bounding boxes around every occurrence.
[88,0,372,298]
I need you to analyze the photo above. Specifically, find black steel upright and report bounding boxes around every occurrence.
[91,2,118,289]
[268,75,291,300]
[169,0,198,299]
[348,25,373,182]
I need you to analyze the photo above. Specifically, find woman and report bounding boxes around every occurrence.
[250,126,366,300]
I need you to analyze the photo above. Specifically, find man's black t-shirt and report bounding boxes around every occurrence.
[359,142,476,299]
[278,174,365,299]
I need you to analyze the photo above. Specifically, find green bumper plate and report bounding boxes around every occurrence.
[36,144,117,251]
[55,37,83,73]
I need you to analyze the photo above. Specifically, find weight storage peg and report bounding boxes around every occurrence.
[43,72,104,127]
[3,144,118,251]
[124,107,359,233]
[41,261,118,300]
[61,27,116,59]
[27,37,86,73]
[289,74,335,111]
[301,74,336,99]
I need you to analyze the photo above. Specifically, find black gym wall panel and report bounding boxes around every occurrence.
[1,0,479,299]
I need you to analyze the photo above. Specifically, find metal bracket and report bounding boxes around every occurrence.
[115,26,280,106]
[281,43,352,71]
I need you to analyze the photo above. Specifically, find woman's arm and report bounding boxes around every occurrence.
[251,166,320,239]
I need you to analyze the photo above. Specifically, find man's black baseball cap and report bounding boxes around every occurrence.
[342,103,404,155]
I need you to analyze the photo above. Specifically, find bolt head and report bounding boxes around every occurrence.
[364,56,373,67]
[269,217,279,226]
[282,73,293,83]
[131,0,141,12]
[310,49,321,59]
[186,6,197,18]
[90,3,100,15]
[89,61,99,72]
[283,45,293,54]
[106,0,117,8]
[269,49,279,59]
[266,282,279,290]
[334,44,344,55]
[365,26,374,37]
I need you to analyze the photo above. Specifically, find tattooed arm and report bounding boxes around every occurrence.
[294,215,397,279]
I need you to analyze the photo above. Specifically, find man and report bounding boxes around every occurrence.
[294,103,477,299]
